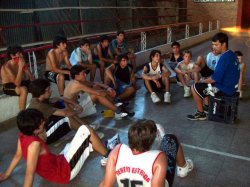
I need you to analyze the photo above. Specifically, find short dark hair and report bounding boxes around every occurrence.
[70,65,85,79]
[117,30,125,36]
[17,109,44,136]
[117,54,129,63]
[7,45,23,58]
[183,50,192,57]
[212,32,228,48]
[30,79,50,98]
[78,38,90,47]
[235,50,243,56]
[149,50,161,61]
[100,35,109,43]
[171,41,180,48]
[128,119,157,152]
[53,35,67,49]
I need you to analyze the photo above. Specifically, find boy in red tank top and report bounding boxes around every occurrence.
[0,109,107,185]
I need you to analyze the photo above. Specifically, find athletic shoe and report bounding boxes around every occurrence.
[239,90,243,99]
[106,134,121,150]
[114,100,129,108]
[100,156,108,166]
[187,111,207,120]
[164,92,171,103]
[121,109,135,117]
[177,81,183,87]
[177,158,194,178]
[203,105,209,114]
[184,86,191,98]
[97,132,104,139]
[114,112,128,119]
[155,123,165,140]
[89,120,100,130]
[151,92,161,103]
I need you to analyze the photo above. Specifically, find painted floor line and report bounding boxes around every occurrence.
[182,143,250,162]
[100,125,250,162]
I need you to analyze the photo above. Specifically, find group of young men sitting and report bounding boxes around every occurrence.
[0,32,243,186]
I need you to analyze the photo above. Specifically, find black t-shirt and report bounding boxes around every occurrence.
[114,64,133,84]
[170,53,183,63]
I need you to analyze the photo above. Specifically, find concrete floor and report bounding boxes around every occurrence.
[1,32,250,187]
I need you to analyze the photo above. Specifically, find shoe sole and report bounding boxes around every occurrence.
[152,100,161,103]
[187,117,207,121]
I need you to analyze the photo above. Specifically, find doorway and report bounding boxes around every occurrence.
[241,0,250,29]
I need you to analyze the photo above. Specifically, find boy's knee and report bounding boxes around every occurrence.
[18,86,28,95]
[57,74,65,82]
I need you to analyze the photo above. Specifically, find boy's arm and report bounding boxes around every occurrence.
[99,145,119,187]
[86,48,93,64]
[151,152,167,187]
[63,51,72,69]
[162,65,171,77]
[97,45,114,63]
[105,65,116,86]
[53,108,77,117]
[141,66,155,80]
[130,69,136,86]
[175,65,185,75]
[0,139,23,182]
[78,82,106,97]
[62,96,83,113]
[23,141,41,187]
[108,48,114,61]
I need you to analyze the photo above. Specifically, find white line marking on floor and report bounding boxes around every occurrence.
[100,125,250,162]
[182,143,250,162]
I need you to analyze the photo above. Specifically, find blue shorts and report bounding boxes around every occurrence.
[116,79,131,95]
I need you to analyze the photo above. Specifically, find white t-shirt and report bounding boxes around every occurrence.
[206,52,221,71]
[69,47,89,66]
[176,60,195,72]
[145,62,164,76]
[115,144,162,187]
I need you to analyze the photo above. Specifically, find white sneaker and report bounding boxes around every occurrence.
[177,158,194,178]
[164,92,171,103]
[239,90,243,98]
[89,120,100,130]
[97,132,104,139]
[151,92,160,103]
[114,112,128,120]
[100,156,108,166]
[155,123,165,140]
[184,86,191,97]
[106,134,121,150]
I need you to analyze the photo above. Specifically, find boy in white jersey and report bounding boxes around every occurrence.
[142,50,171,103]
[193,48,221,80]
[100,119,194,187]
[175,50,196,97]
